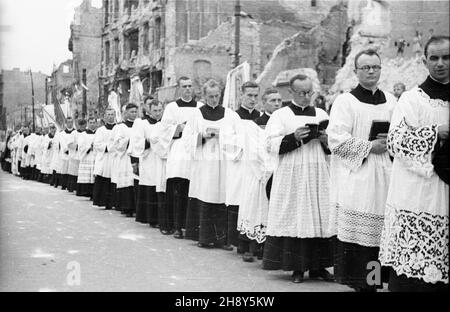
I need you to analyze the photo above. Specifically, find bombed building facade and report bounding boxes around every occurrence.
[98,0,342,107]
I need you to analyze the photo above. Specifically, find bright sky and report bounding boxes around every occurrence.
[0,0,102,75]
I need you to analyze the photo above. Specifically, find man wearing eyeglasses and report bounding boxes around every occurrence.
[328,49,397,292]
[262,74,334,283]
[379,36,449,292]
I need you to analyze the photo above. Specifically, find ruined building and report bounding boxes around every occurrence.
[0,68,47,130]
[99,0,342,107]
[69,0,103,118]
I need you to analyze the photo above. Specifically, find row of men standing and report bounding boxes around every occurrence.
[2,37,448,292]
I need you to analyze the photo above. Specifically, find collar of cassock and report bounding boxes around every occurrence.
[49,133,55,139]
[105,123,115,130]
[236,106,260,120]
[123,120,134,128]
[200,104,225,121]
[65,128,74,134]
[288,102,316,116]
[77,129,84,133]
[176,98,197,107]
[350,84,386,105]
[144,114,158,125]
[86,129,96,134]
[419,76,449,101]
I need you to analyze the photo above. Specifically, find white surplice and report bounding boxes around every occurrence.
[93,125,115,178]
[157,100,203,182]
[265,106,333,238]
[112,123,134,189]
[236,121,273,243]
[379,86,449,284]
[77,131,96,184]
[328,91,396,247]
[184,107,240,204]
[129,118,166,192]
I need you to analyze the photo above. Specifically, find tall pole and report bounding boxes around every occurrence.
[45,77,48,105]
[82,69,87,118]
[234,0,241,68]
[29,69,36,132]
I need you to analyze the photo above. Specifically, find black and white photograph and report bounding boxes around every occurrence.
[0,0,448,298]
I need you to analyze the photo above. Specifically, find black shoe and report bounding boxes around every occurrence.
[292,271,304,283]
[149,223,159,228]
[198,242,213,248]
[219,244,234,251]
[309,269,334,281]
[243,252,255,262]
[173,230,183,239]
[160,229,174,235]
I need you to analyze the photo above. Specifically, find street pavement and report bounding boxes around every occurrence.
[0,171,352,292]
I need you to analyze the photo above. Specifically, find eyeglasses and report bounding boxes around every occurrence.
[291,89,314,97]
[357,65,382,72]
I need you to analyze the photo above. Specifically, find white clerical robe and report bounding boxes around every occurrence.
[93,125,115,178]
[265,106,333,238]
[50,131,62,173]
[129,118,167,192]
[328,91,396,247]
[109,124,121,185]
[67,130,81,176]
[40,134,55,175]
[35,135,45,171]
[237,121,273,243]
[21,134,33,168]
[112,123,134,189]
[57,130,73,175]
[77,130,96,184]
[379,86,449,284]
[185,107,240,204]
[157,100,203,181]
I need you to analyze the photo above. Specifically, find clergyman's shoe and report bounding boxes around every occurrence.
[292,271,304,283]
[173,230,183,239]
[160,229,174,235]
[309,269,334,281]
[242,252,255,262]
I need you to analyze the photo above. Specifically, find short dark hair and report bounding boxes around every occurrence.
[289,74,309,89]
[424,36,450,57]
[177,76,191,86]
[125,103,138,110]
[241,81,259,93]
[77,119,87,126]
[149,99,162,109]
[354,49,381,68]
[262,87,280,101]
[144,95,154,103]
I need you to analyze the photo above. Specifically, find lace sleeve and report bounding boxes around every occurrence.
[387,117,438,177]
[332,137,372,171]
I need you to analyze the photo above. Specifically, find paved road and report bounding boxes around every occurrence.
[0,171,352,292]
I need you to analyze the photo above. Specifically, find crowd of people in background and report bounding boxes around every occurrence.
[0,36,448,292]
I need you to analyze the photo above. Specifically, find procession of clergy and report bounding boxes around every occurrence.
[1,36,448,292]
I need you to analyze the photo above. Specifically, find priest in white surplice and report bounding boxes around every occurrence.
[112,103,138,217]
[225,81,261,256]
[92,108,116,209]
[262,74,335,284]
[76,117,97,198]
[237,87,282,261]
[157,77,203,238]
[184,79,240,249]
[129,96,164,226]
[379,36,449,292]
[41,124,57,184]
[57,117,75,190]
[66,119,85,192]
[328,49,396,291]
